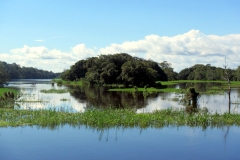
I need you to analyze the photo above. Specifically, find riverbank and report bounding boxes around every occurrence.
[1,108,240,129]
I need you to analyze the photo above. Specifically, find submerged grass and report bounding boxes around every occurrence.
[108,87,181,93]
[1,108,240,129]
[40,89,68,94]
[52,79,83,86]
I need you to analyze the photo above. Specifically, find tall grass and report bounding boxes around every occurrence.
[0,88,18,96]
[1,108,240,129]
[40,89,68,94]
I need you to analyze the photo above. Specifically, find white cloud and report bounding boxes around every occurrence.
[1,30,240,73]
[71,44,95,60]
[99,30,240,71]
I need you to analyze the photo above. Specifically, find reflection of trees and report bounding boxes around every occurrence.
[179,82,222,93]
[224,125,230,148]
[236,88,240,98]
[69,86,159,109]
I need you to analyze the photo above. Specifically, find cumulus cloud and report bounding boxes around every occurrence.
[71,44,95,60]
[99,30,240,71]
[1,30,240,73]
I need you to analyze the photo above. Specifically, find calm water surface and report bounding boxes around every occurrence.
[1,125,239,160]
[2,79,240,159]
[7,79,240,113]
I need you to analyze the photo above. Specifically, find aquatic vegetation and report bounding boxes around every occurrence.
[1,108,240,129]
[108,87,181,93]
[40,89,68,94]
[52,79,83,86]
[204,89,224,95]
[60,98,70,101]
[57,80,63,86]
[0,88,18,97]
[0,89,19,108]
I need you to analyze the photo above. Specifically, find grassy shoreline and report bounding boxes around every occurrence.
[1,108,240,129]
[0,87,18,97]
[52,79,240,93]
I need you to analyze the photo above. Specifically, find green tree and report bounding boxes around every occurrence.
[234,66,240,81]
[120,60,158,87]
[0,63,9,87]
[159,61,178,80]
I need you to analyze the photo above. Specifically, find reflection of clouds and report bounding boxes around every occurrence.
[137,90,240,114]
[137,92,184,113]
[13,83,87,112]
[11,80,240,114]
[70,98,86,112]
[200,91,240,114]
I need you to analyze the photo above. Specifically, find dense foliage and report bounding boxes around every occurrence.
[62,53,240,84]
[159,61,178,81]
[177,64,238,81]
[0,63,9,87]
[0,61,59,79]
[61,53,168,86]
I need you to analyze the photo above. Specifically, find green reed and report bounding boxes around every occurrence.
[1,108,240,129]
[40,89,68,94]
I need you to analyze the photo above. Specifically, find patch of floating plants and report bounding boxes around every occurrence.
[60,98,70,101]
[40,89,68,94]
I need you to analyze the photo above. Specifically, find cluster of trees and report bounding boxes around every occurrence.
[62,53,240,84]
[2,53,240,87]
[0,63,9,87]
[0,61,59,79]
[159,61,178,81]
[61,53,168,86]
[178,64,240,81]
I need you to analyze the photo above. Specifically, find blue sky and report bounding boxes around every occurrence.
[1,0,240,72]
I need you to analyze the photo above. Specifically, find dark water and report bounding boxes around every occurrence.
[7,79,240,113]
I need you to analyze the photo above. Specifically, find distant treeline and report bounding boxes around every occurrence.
[0,61,59,79]
[178,64,240,81]
[61,53,240,85]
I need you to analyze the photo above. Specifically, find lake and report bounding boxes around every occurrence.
[1,125,240,160]
[7,79,240,113]
[2,79,240,159]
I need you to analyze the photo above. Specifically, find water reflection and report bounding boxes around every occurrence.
[6,79,240,113]
[176,82,223,92]
[69,86,159,110]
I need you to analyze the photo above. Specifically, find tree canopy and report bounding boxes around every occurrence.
[0,63,9,87]
[61,53,168,86]
[177,64,238,81]
[62,54,240,84]
[159,61,178,81]
[0,61,59,80]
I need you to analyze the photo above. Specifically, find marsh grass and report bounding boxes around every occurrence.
[60,98,70,101]
[0,88,18,97]
[40,89,68,94]
[109,87,182,93]
[52,79,83,86]
[1,108,240,129]
[203,87,225,95]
